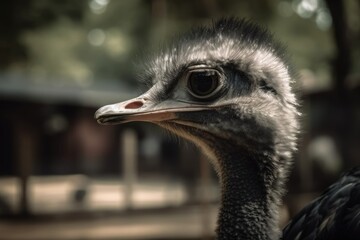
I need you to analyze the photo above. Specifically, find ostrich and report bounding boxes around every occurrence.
[95,19,360,240]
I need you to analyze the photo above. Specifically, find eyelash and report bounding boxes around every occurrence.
[259,80,277,95]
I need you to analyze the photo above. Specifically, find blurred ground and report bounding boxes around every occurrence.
[0,175,295,240]
[0,176,218,239]
[0,205,218,240]
[0,175,189,213]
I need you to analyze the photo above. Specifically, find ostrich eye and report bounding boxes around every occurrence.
[187,69,222,99]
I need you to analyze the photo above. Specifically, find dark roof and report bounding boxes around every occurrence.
[0,73,137,107]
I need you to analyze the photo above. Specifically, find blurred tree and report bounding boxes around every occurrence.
[0,0,342,91]
[0,0,87,68]
[325,0,359,169]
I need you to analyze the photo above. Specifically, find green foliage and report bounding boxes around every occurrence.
[3,0,360,91]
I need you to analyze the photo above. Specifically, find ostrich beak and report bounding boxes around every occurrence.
[95,94,209,125]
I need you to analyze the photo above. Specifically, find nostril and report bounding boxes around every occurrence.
[124,101,144,109]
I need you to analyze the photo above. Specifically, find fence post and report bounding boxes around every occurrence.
[121,129,138,210]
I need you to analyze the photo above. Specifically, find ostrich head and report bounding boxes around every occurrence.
[95,18,299,239]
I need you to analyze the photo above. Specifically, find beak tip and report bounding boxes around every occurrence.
[94,106,109,125]
[94,109,101,120]
[94,111,101,121]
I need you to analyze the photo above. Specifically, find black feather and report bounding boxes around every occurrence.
[282,167,360,240]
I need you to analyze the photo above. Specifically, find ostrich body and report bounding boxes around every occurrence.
[95,19,360,240]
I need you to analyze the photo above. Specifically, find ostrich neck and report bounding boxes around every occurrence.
[215,148,279,240]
